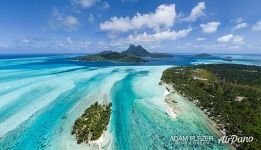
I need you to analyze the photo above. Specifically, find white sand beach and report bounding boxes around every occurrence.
[161,82,178,119]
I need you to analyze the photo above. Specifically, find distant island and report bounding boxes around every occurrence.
[161,64,261,149]
[223,56,233,61]
[72,102,112,144]
[194,53,211,57]
[73,44,172,63]
[74,51,147,63]
[122,44,173,58]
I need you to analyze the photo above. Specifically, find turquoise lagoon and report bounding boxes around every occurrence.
[0,54,260,150]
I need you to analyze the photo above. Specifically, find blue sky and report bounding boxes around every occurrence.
[0,0,261,54]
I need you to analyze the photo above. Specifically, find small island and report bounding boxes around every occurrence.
[72,102,112,144]
[194,53,211,57]
[161,64,261,149]
[72,44,172,63]
[223,56,233,61]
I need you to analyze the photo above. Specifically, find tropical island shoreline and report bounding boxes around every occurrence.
[160,81,226,136]
[89,133,104,150]
[160,81,236,150]
[71,102,112,148]
[160,81,177,119]
[160,64,261,149]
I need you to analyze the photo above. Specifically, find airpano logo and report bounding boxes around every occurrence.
[218,135,254,144]
[171,135,254,145]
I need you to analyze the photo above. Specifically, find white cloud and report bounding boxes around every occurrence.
[66,37,73,44]
[200,21,220,33]
[64,16,79,28]
[217,34,234,43]
[100,4,176,32]
[233,22,248,30]
[88,14,94,24]
[252,21,261,31]
[72,0,100,9]
[21,39,30,44]
[228,45,241,49]
[0,43,9,49]
[100,17,132,32]
[99,1,110,10]
[236,17,244,24]
[195,37,205,41]
[49,8,80,31]
[217,34,245,45]
[128,28,192,42]
[183,2,206,22]
[233,35,245,45]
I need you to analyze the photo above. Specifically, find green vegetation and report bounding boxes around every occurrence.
[122,44,173,58]
[194,53,211,57]
[73,44,172,63]
[161,64,261,149]
[72,102,112,144]
[73,52,147,63]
